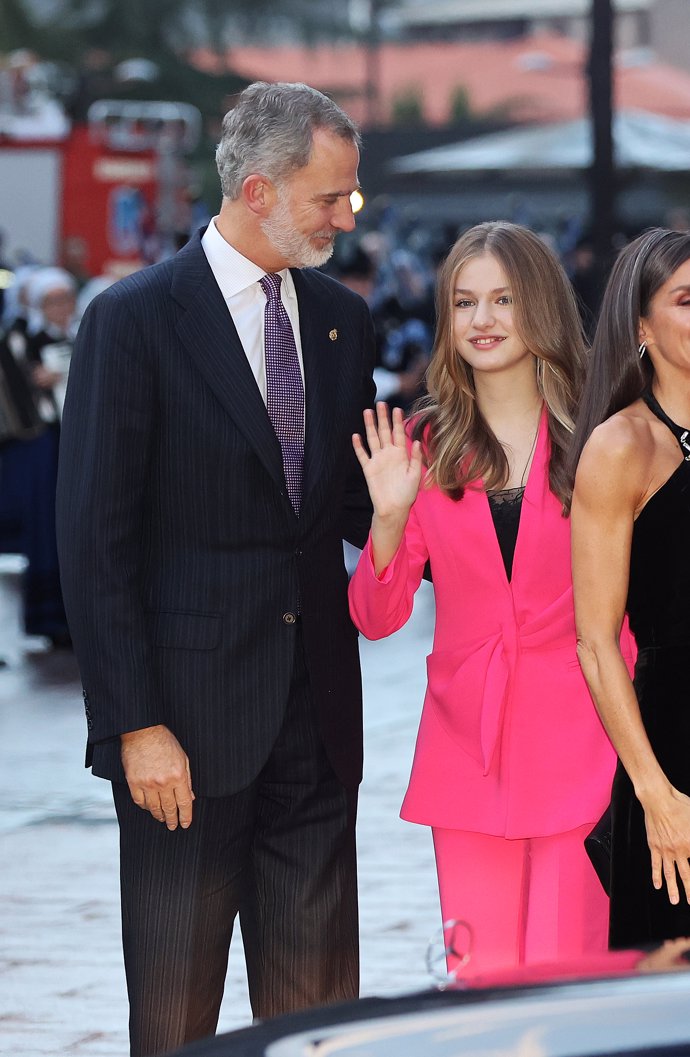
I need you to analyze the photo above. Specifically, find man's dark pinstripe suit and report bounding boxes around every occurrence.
[55,229,376,1055]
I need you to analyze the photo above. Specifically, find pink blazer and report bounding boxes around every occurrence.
[349,411,636,838]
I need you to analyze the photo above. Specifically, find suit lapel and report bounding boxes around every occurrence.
[292,269,342,513]
[171,234,285,493]
[464,483,512,594]
[469,406,551,594]
[509,406,551,594]
[170,238,346,515]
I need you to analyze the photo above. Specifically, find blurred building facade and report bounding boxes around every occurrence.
[649,0,690,73]
[197,0,690,236]
[383,0,674,57]
[208,0,690,130]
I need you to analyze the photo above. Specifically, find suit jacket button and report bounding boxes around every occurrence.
[282,612,297,625]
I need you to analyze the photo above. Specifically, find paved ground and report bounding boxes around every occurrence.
[0,557,440,1056]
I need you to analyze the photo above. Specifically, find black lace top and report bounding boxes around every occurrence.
[487,486,525,581]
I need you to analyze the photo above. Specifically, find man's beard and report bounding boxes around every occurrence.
[261,186,335,268]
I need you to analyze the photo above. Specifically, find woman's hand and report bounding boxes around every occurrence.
[637,936,690,972]
[641,786,690,905]
[353,403,423,520]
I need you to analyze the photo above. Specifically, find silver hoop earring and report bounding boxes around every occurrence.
[639,342,647,359]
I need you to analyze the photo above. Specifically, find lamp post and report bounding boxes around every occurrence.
[588,0,615,283]
[355,0,382,128]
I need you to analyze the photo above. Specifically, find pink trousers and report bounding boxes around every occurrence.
[432,823,608,979]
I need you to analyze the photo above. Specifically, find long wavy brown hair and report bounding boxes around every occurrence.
[411,221,586,508]
[566,227,690,506]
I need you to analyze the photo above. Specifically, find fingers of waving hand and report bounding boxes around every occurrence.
[354,403,400,457]
[121,724,195,830]
[352,410,381,467]
[352,404,422,478]
[367,401,398,449]
[352,404,422,515]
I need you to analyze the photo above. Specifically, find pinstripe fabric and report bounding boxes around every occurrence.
[55,229,375,1054]
[56,231,376,795]
[114,636,358,1057]
[241,640,359,1018]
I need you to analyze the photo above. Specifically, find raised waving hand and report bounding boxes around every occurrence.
[352,403,423,573]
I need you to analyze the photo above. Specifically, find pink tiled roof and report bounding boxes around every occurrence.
[192,33,690,126]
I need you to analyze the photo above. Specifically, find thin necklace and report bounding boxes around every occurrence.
[519,416,540,488]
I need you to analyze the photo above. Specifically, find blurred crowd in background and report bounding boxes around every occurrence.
[1,0,689,654]
[3,197,684,654]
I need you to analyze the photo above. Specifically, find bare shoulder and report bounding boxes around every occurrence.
[580,403,652,475]
[575,401,654,511]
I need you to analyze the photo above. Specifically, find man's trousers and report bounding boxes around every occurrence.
[112,633,359,1057]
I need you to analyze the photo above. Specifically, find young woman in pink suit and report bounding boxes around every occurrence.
[349,222,636,978]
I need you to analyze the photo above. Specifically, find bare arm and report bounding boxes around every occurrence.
[572,421,690,905]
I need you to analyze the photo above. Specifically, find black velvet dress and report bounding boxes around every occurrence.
[609,390,690,948]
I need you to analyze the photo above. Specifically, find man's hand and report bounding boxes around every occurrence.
[120,724,195,830]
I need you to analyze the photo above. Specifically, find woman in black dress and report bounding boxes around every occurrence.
[570,227,690,948]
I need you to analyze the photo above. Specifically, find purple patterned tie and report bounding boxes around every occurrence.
[260,272,304,514]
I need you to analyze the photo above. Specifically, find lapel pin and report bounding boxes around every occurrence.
[329,328,338,341]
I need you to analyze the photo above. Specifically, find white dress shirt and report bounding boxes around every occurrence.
[201,218,305,403]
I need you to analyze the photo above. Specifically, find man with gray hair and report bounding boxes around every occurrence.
[56,81,376,1056]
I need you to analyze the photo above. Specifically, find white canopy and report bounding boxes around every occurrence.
[390,110,690,174]
[394,0,650,28]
